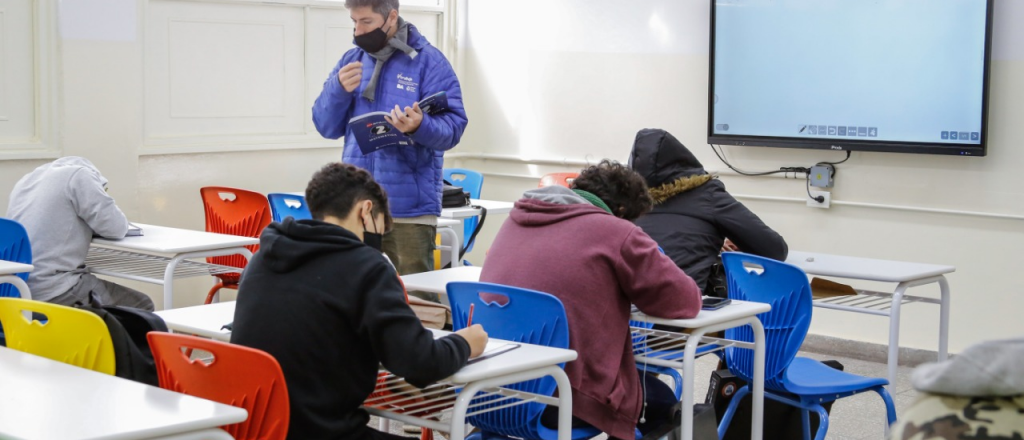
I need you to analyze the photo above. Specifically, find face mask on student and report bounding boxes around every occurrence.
[363,210,384,252]
[353,19,392,53]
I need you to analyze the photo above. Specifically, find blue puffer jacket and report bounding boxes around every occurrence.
[312,23,468,218]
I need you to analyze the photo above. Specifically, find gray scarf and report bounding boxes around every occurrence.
[363,17,418,102]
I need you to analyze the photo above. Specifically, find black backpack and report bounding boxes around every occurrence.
[75,303,169,386]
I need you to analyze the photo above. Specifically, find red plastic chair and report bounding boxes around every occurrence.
[538,172,579,188]
[199,187,272,304]
[148,332,290,440]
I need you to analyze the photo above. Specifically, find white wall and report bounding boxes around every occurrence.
[1,0,445,307]
[451,0,1024,353]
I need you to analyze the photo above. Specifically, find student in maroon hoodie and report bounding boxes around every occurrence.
[480,160,702,439]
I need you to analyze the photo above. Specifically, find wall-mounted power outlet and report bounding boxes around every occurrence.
[807,190,831,209]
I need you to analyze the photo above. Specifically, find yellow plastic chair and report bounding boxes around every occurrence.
[0,298,115,375]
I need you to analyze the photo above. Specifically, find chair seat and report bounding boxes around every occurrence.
[782,357,889,396]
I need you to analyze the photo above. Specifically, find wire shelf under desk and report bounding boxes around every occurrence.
[631,326,735,368]
[813,289,941,316]
[85,247,241,283]
[363,371,557,432]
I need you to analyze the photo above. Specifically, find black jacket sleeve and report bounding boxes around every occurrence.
[709,181,789,261]
[358,261,470,388]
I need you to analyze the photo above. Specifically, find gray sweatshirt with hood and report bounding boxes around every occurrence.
[6,157,129,301]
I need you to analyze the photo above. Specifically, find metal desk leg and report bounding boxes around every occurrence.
[681,319,764,440]
[437,226,461,268]
[449,366,570,440]
[749,317,765,440]
[887,283,909,386]
[0,275,32,300]
[163,247,253,310]
[937,276,950,361]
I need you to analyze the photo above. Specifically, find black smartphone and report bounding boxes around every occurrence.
[702,297,732,310]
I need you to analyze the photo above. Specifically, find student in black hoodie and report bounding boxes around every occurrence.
[231,163,488,440]
[628,128,789,297]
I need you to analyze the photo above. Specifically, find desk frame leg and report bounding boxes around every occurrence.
[449,366,572,440]
[887,284,907,386]
[937,276,950,362]
[680,318,764,440]
[0,275,32,300]
[162,248,253,310]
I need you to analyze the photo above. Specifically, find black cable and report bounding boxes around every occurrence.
[818,150,852,166]
[711,144,803,177]
[806,174,825,203]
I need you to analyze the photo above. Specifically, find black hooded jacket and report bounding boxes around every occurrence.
[629,129,789,293]
[231,218,470,440]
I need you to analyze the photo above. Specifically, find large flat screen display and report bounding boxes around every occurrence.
[708,0,994,156]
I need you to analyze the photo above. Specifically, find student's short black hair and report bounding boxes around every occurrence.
[306,163,393,232]
[345,0,399,17]
[571,160,653,221]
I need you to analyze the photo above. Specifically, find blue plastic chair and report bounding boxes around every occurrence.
[0,218,32,299]
[717,253,896,440]
[447,281,601,440]
[443,169,483,258]
[0,218,33,346]
[266,193,312,223]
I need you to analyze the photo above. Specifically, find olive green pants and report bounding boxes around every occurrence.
[382,223,438,302]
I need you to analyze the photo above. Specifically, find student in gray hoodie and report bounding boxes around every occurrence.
[6,157,154,310]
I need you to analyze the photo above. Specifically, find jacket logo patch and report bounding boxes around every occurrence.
[396,73,418,93]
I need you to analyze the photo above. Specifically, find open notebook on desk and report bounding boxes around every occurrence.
[468,341,520,364]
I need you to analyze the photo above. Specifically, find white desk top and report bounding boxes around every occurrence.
[786,250,955,283]
[426,329,577,384]
[91,223,259,254]
[0,260,33,276]
[631,300,771,328]
[156,301,236,342]
[400,266,483,294]
[441,199,515,219]
[157,301,576,385]
[0,346,247,440]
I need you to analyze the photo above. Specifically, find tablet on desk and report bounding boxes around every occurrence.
[126,223,143,237]
[467,341,521,364]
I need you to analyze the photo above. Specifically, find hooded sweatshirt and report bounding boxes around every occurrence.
[6,157,129,301]
[231,218,470,440]
[629,129,788,293]
[480,186,701,440]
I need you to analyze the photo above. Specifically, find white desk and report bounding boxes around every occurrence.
[631,302,769,440]
[401,266,482,295]
[0,260,33,300]
[400,267,769,440]
[440,199,514,219]
[0,346,247,440]
[156,300,578,440]
[785,250,953,384]
[87,223,259,310]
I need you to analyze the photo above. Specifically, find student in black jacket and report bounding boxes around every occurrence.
[231,163,488,440]
[628,128,789,297]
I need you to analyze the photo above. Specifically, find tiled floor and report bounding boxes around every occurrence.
[374,351,916,440]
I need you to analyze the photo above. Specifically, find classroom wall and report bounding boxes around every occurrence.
[0,0,445,307]
[450,0,1024,354]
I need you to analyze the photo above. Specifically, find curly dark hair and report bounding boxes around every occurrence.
[306,163,393,232]
[344,0,398,17]
[571,160,653,221]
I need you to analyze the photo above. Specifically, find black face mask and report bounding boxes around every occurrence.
[353,20,391,53]
[363,213,384,252]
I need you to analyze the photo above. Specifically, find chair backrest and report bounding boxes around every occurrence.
[0,218,32,298]
[0,298,115,374]
[538,172,578,188]
[148,332,290,440]
[447,281,569,439]
[266,193,312,223]
[721,252,813,390]
[443,168,484,253]
[199,187,272,270]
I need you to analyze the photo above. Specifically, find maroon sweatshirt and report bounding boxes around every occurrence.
[480,188,701,439]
